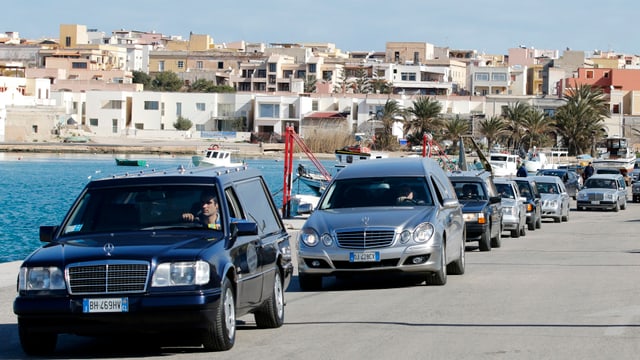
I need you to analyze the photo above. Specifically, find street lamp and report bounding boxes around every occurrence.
[591,130,596,157]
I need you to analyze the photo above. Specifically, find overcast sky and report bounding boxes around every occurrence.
[4,0,638,55]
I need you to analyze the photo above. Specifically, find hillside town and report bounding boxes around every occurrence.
[0,24,639,154]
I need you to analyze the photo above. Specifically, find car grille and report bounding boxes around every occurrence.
[67,261,150,295]
[335,228,396,249]
[587,193,604,201]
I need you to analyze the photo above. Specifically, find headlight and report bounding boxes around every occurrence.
[152,261,210,287]
[321,233,333,246]
[18,267,66,290]
[544,199,558,207]
[502,206,515,215]
[463,213,485,223]
[604,193,615,200]
[413,223,435,243]
[300,228,321,247]
[577,192,587,200]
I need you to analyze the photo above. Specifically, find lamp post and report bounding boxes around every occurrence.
[591,130,596,158]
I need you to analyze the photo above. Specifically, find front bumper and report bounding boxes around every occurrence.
[577,200,618,210]
[14,289,222,335]
[463,222,490,240]
[501,214,520,230]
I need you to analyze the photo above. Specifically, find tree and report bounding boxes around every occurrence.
[520,108,555,149]
[370,78,392,94]
[555,85,609,155]
[375,99,404,150]
[189,78,217,92]
[351,67,371,94]
[442,115,470,154]
[503,101,531,151]
[304,76,317,93]
[406,97,443,143]
[173,116,193,130]
[132,70,152,90]
[151,71,183,92]
[332,68,347,94]
[478,116,509,151]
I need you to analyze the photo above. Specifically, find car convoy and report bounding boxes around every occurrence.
[12,152,632,355]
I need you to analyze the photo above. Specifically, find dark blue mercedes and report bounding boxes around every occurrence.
[13,165,293,355]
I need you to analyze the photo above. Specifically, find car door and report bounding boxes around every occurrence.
[431,174,464,263]
[557,180,569,215]
[483,177,502,238]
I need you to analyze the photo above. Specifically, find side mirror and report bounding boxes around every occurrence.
[39,226,58,243]
[442,198,460,209]
[231,221,258,236]
[489,196,502,204]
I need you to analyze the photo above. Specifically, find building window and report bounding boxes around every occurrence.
[322,70,333,80]
[218,103,234,117]
[106,100,122,109]
[158,61,165,72]
[475,72,490,81]
[112,118,118,133]
[196,61,203,69]
[269,63,277,72]
[65,36,71,47]
[177,61,184,69]
[196,124,205,131]
[394,52,400,62]
[196,103,206,111]
[218,61,224,69]
[72,62,88,69]
[401,72,416,81]
[586,70,594,79]
[32,125,38,133]
[491,73,507,82]
[259,103,280,118]
[296,70,306,78]
[604,71,610,78]
[414,52,420,64]
[144,101,159,110]
[176,102,182,116]
[309,64,316,73]
[135,123,144,130]
[161,102,165,116]
[89,118,98,126]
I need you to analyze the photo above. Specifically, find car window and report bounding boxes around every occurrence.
[61,185,220,235]
[452,181,486,200]
[234,177,283,236]
[495,183,515,199]
[320,177,433,209]
[515,181,533,200]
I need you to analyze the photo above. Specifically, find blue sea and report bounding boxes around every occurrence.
[0,153,328,263]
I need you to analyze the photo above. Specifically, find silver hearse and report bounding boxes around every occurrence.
[297,157,466,290]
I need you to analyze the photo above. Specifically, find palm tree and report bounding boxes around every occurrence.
[478,116,509,151]
[503,101,531,151]
[406,97,443,142]
[520,108,555,149]
[375,99,404,149]
[555,85,609,155]
[442,116,470,155]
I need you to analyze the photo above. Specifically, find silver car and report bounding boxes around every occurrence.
[577,174,628,211]
[530,175,571,222]
[297,157,465,290]
[494,178,527,238]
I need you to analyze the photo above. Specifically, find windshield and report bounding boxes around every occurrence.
[319,177,433,209]
[536,182,559,194]
[495,183,516,199]
[452,181,487,200]
[61,185,223,235]
[585,178,617,189]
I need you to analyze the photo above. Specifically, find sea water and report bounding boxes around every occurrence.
[0,153,329,263]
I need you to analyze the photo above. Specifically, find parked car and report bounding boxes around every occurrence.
[535,168,581,199]
[493,178,527,238]
[13,166,293,355]
[633,180,640,202]
[577,174,628,211]
[297,157,466,290]
[530,175,571,223]
[513,177,543,231]
[448,170,503,251]
[630,159,640,183]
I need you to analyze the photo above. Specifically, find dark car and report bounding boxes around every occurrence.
[535,168,581,199]
[448,170,503,251]
[513,177,543,231]
[13,165,293,355]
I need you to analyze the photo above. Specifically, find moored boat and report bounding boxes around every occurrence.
[592,137,636,174]
[334,145,388,168]
[115,158,147,166]
[192,144,244,167]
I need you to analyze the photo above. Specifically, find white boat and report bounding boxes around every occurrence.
[592,137,636,174]
[524,151,548,172]
[291,194,320,215]
[334,145,388,169]
[489,153,519,177]
[297,164,330,195]
[192,145,244,167]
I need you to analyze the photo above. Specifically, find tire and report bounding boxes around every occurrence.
[535,214,542,229]
[554,216,561,223]
[254,270,285,328]
[18,322,58,356]
[520,224,527,237]
[426,245,447,285]
[490,225,502,248]
[202,277,236,351]
[511,229,520,238]
[621,201,627,210]
[298,273,323,291]
[447,237,465,275]
[479,228,492,252]
[528,218,535,231]
[613,202,620,212]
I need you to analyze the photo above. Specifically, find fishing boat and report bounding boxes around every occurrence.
[192,144,244,167]
[592,137,636,174]
[115,158,147,167]
[297,164,330,195]
[334,145,388,168]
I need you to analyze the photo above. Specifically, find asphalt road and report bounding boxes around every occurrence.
[2,199,640,359]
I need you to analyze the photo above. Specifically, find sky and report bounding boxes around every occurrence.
[3,0,639,55]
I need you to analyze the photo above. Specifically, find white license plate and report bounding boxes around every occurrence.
[83,298,129,313]
[591,200,600,204]
[349,251,380,262]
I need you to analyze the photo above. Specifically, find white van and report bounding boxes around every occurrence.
[489,153,519,177]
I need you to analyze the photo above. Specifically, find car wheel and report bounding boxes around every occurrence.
[528,219,535,231]
[426,245,447,285]
[491,225,502,248]
[621,200,627,210]
[520,224,527,237]
[298,274,323,291]
[447,237,465,275]
[554,216,561,223]
[202,277,235,351]
[535,214,542,229]
[254,270,285,329]
[511,228,520,238]
[614,202,620,212]
[479,228,492,251]
[562,210,569,222]
[18,322,57,356]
